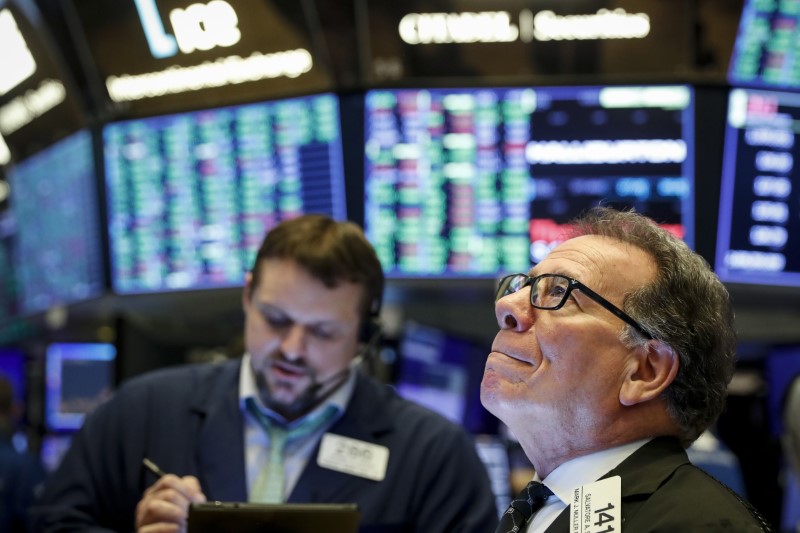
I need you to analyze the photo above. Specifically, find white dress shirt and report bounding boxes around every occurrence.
[525,439,651,532]
[238,353,355,501]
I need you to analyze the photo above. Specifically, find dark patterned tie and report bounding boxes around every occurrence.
[494,480,553,533]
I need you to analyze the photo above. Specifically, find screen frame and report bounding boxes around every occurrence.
[44,341,116,432]
[715,87,800,289]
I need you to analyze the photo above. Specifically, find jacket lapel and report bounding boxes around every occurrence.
[543,437,690,532]
[192,360,249,502]
[289,373,394,504]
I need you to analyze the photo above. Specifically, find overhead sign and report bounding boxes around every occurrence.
[358,0,691,83]
[0,9,38,97]
[0,1,86,162]
[67,0,333,117]
[135,0,241,58]
[0,79,66,136]
[397,8,651,45]
[0,134,10,166]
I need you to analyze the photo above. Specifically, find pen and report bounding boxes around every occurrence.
[142,458,168,478]
[142,458,202,503]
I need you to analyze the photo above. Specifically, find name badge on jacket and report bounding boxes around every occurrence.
[570,476,621,533]
[317,433,389,481]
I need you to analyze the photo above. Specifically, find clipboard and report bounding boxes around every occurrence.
[187,502,360,533]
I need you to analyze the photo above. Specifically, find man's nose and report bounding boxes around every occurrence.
[495,289,535,332]
[280,324,307,361]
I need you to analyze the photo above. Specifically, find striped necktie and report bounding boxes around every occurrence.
[495,480,553,533]
[245,397,338,503]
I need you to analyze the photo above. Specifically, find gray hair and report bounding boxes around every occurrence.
[567,206,736,446]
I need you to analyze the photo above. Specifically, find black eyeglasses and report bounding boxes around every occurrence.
[495,273,653,339]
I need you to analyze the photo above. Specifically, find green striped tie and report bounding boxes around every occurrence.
[245,398,338,503]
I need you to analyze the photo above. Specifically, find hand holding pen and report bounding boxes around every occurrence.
[136,458,206,533]
[142,458,169,478]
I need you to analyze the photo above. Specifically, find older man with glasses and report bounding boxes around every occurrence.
[482,206,772,533]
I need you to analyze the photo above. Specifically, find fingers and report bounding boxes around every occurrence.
[137,523,180,533]
[136,475,207,532]
[178,476,206,502]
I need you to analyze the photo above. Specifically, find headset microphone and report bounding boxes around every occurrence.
[306,320,381,399]
[309,354,363,391]
[307,338,374,394]
[304,299,383,407]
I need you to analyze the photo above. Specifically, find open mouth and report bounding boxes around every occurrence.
[270,360,310,381]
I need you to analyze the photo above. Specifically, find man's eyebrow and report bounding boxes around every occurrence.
[527,268,576,279]
[254,302,343,328]
[254,303,292,319]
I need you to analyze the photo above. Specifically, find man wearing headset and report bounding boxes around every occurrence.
[32,215,498,532]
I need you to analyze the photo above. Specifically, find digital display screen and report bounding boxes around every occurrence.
[7,130,105,314]
[0,347,25,406]
[716,88,800,286]
[765,345,800,438]
[395,322,497,434]
[104,93,347,293]
[729,0,800,90]
[45,342,116,432]
[365,85,694,277]
[0,212,19,326]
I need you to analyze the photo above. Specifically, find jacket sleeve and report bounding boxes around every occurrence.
[29,380,150,532]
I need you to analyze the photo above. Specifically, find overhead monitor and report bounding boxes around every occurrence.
[7,129,105,314]
[765,345,800,439]
[40,433,74,473]
[0,210,20,326]
[715,88,800,287]
[0,0,87,161]
[729,0,800,90]
[0,347,26,407]
[358,0,693,85]
[45,342,116,432]
[365,85,694,277]
[104,93,347,293]
[64,0,334,117]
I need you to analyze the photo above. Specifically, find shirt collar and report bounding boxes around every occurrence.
[538,438,651,505]
[238,352,355,426]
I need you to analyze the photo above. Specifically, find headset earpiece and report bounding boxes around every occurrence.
[358,298,383,346]
[359,314,382,346]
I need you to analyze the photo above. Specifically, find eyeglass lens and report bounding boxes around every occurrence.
[530,275,570,309]
[497,274,571,309]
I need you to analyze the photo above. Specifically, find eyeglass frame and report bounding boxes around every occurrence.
[495,273,653,340]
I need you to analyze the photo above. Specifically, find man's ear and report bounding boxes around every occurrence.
[620,340,679,407]
[242,271,254,310]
